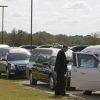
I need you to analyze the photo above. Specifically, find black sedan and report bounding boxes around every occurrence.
[0,47,31,79]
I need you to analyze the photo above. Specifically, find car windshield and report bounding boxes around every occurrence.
[51,56,72,66]
[7,53,31,61]
[70,46,87,52]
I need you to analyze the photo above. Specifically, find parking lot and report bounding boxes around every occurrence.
[13,76,100,100]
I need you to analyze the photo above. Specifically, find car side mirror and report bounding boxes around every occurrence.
[98,64,100,69]
[43,62,48,65]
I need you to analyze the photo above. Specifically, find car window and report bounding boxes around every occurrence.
[30,53,38,62]
[71,47,87,52]
[73,53,76,66]
[21,46,36,49]
[51,56,56,66]
[7,53,31,61]
[0,51,3,60]
[36,55,45,64]
[75,47,86,52]
[1,51,8,59]
[32,46,37,49]
[44,55,50,62]
[39,46,52,48]
[36,54,50,64]
[78,54,99,68]
[50,56,72,66]
[66,56,72,65]
[21,46,29,49]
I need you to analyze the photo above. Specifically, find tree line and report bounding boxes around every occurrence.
[0,28,100,47]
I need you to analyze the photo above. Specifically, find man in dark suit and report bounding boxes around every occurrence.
[54,45,73,96]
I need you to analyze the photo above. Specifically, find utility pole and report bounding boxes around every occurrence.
[0,6,8,44]
[31,0,33,53]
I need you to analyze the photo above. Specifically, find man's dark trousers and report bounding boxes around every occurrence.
[55,71,65,95]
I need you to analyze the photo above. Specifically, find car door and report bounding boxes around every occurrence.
[0,51,3,72]
[33,54,44,80]
[1,51,8,72]
[42,55,51,80]
[71,52,100,91]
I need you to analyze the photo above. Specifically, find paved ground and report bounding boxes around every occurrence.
[13,76,100,100]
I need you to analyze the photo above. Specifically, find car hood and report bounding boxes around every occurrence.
[8,60,29,65]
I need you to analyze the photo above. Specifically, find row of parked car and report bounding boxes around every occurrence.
[0,45,73,90]
[19,44,89,52]
[0,44,100,95]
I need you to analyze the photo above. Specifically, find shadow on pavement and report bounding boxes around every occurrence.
[71,92,100,100]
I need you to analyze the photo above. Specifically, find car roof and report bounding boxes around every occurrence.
[0,44,9,47]
[0,47,31,54]
[83,46,100,53]
[32,48,73,56]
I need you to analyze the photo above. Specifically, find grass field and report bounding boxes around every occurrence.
[0,75,80,100]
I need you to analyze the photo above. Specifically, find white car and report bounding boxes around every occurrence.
[71,52,100,95]
[0,44,9,48]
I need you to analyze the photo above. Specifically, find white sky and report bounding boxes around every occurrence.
[0,0,100,36]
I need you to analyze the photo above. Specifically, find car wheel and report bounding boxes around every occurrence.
[29,72,37,85]
[83,90,92,95]
[49,74,55,90]
[6,68,12,79]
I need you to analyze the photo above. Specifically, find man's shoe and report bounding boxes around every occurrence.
[62,94,69,97]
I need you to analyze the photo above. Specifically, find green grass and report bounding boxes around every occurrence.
[0,75,80,100]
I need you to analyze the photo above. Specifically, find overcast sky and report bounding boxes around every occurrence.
[0,0,100,36]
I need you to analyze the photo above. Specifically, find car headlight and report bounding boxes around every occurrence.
[10,64,16,70]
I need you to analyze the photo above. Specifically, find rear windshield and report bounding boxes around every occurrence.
[51,56,72,66]
[7,53,31,61]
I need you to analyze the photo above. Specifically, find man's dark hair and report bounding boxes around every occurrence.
[63,45,68,48]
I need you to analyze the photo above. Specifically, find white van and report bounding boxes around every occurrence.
[71,46,100,95]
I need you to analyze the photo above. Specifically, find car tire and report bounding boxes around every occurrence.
[6,68,12,79]
[49,74,55,90]
[0,72,1,76]
[29,72,37,85]
[83,90,92,95]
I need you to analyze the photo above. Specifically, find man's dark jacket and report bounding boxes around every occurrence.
[54,49,69,74]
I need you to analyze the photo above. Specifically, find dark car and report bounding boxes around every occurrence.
[26,48,73,90]
[19,45,37,52]
[0,47,31,79]
[70,45,89,52]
